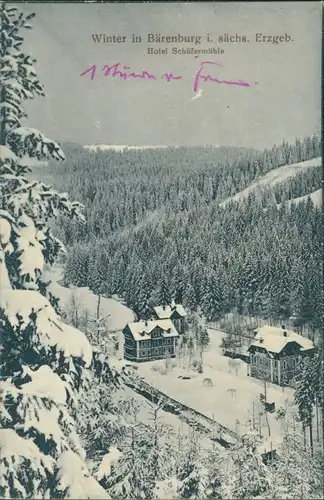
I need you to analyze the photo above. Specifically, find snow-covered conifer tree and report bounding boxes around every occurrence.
[177,432,209,500]
[221,431,271,499]
[183,282,197,312]
[0,4,108,498]
[135,277,153,320]
[270,428,323,499]
[294,358,315,452]
[201,275,223,321]
[155,277,172,306]
[63,243,89,287]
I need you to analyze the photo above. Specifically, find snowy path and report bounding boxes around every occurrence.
[285,188,322,208]
[220,156,321,206]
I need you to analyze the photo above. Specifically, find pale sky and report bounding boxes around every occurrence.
[23,1,321,149]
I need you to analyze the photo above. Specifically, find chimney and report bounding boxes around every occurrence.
[163,305,165,310]
[283,331,287,337]
[281,325,285,330]
[259,337,264,344]
[145,320,148,326]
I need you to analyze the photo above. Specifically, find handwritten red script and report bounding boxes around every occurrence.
[80,61,258,92]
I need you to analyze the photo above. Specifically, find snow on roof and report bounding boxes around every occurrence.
[126,318,179,341]
[248,325,314,354]
[153,303,187,319]
[96,447,123,481]
[0,289,93,366]
[57,450,111,499]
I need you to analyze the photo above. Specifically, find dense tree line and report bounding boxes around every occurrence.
[38,135,322,337]
[294,353,323,454]
[41,136,321,244]
[62,192,322,337]
[271,166,321,203]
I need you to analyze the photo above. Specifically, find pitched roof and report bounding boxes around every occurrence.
[248,325,314,354]
[125,319,179,341]
[153,303,187,319]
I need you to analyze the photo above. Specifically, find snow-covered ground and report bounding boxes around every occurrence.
[44,266,135,332]
[84,144,170,152]
[287,188,322,208]
[83,144,220,152]
[135,329,295,448]
[44,266,216,449]
[44,265,309,453]
[220,156,322,206]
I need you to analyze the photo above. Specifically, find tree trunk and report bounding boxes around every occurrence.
[265,410,271,437]
[309,422,313,455]
[321,405,324,451]
[96,294,101,336]
[264,378,267,402]
[316,403,320,442]
[97,294,101,321]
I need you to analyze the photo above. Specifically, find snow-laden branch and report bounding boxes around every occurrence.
[0,289,93,367]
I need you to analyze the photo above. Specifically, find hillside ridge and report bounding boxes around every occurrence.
[220,156,322,206]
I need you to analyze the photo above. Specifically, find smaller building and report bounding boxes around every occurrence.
[153,302,187,334]
[123,319,179,362]
[248,325,315,386]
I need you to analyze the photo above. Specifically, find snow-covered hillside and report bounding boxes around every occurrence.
[287,188,322,208]
[44,266,135,332]
[83,144,220,152]
[84,144,170,152]
[220,156,322,206]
